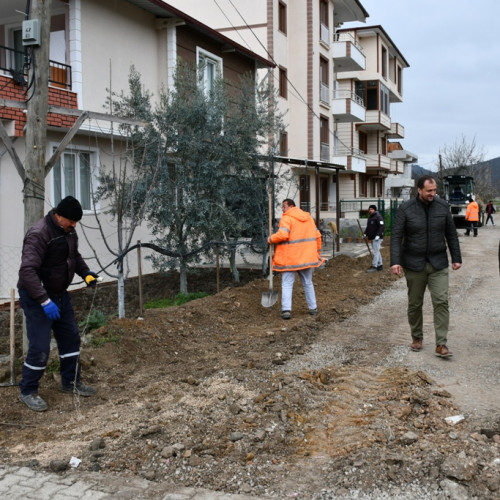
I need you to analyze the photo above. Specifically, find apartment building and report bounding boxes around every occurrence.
[167,0,416,222]
[334,25,416,205]
[0,0,272,298]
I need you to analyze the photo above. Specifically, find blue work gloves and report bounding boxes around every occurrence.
[42,299,60,320]
[84,271,100,287]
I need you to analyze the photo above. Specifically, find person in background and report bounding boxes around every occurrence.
[485,200,496,226]
[17,196,100,412]
[268,199,324,320]
[465,197,480,237]
[390,175,462,358]
[364,204,384,272]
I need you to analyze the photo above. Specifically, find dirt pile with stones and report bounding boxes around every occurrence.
[0,243,499,499]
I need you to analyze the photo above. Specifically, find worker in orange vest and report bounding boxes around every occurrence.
[268,199,325,320]
[465,197,480,237]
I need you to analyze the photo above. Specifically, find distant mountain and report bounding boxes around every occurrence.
[411,164,434,178]
[411,157,500,197]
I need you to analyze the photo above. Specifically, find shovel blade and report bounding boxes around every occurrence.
[261,289,279,308]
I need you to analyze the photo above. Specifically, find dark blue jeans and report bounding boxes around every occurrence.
[19,289,81,395]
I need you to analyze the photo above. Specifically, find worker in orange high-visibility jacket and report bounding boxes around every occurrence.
[267,198,325,320]
[465,197,480,237]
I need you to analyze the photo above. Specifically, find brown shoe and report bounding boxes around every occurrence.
[410,338,422,351]
[435,345,453,358]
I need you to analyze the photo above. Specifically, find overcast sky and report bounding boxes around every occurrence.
[352,0,500,170]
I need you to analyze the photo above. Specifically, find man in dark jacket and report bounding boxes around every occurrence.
[17,196,100,411]
[390,175,462,358]
[364,204,384,272]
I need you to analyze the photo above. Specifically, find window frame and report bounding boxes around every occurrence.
[196,47,223,95]
[279,66,288,99]
[50,144,100,212]
[278,1,287,35]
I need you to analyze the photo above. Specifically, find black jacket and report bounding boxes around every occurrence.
[365,211,384,240]
[17,210,89,303]
[390,196,462,271]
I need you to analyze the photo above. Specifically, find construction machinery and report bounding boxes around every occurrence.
[442,174,483,227]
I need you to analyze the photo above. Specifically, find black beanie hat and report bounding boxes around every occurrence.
[369,204,378,211]
[55,196,83,221]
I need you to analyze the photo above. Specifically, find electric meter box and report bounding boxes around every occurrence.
[22,19,40,46]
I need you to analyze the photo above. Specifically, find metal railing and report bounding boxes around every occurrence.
[0,44,72,90]
[333,89,364,107]
[320,82,330,104]
[333,31,364,53]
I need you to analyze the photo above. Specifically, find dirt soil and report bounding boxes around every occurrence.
[0,231,499,499]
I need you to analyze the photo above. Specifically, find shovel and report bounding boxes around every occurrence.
[262,195,279,307]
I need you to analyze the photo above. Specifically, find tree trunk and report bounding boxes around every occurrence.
[179,259,188,294]
[230,249,240,283]
[24,0,52,233]
[117,273,125,319]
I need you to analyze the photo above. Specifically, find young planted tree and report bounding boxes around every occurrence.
[82,67,161,317]
[146,63,286,292]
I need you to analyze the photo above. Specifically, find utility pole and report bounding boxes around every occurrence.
[24,0,52,234]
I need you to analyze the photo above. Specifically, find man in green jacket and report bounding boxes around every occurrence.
[390,175,462,358]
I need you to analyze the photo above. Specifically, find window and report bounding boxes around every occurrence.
[279,131,288,156]
[381,46,387,79]
[355,80,390,115]
[278,1,287,34]
[320,176,329,211]
[299,175,310,212]
[53,149,97,211]
[359,174,367,197]
[197,48,223,95]
[320,115,329,161]
[320,57,329,104]
[319,0,329,44]
[359,131,368,154]
[279,67,287,99]
[397,65,402,94]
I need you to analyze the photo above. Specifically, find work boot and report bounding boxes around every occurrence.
[377,265,383,271]
[435,345,453,358]
[309,309,317,316]
[366,267,377,273]
[410,338,423,351]
[19,393,48,412]
[281,310,291,320]
[61,383,96,396]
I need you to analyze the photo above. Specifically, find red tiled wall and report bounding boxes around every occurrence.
[0,75,78,136]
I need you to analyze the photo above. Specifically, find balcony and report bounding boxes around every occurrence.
[333,146,366,173]
[357,110,391,131]
[0,45,72,90]
[320,142,330,162]
[365,154,391,172]
[333,32,365,72]
[386,122,404,139]
[332,90,365,122]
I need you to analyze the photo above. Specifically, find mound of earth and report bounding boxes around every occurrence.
[0,242,499,498]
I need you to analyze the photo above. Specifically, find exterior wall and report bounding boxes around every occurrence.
[80,0,162,112]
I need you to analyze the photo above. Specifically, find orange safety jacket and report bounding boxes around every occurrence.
[267,206,325,272]
[465,201,480,222]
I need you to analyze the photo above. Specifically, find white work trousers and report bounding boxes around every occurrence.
[281,268,317,312]
[371,238,383,268]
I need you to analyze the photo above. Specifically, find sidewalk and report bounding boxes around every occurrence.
[0,465,271,500]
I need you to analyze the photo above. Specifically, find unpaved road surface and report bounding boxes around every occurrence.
[0,226,499,499]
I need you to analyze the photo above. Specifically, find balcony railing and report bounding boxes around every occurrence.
[333,89,364,107]
[333,32,363,53]
[320,23,330,46]
[0,45,72,90]
[320,142,330,162]
[320,82,329,104]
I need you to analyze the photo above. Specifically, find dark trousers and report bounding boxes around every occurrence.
[485,214,494,225]
[465,220,478,236]
[19,289,81,395]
